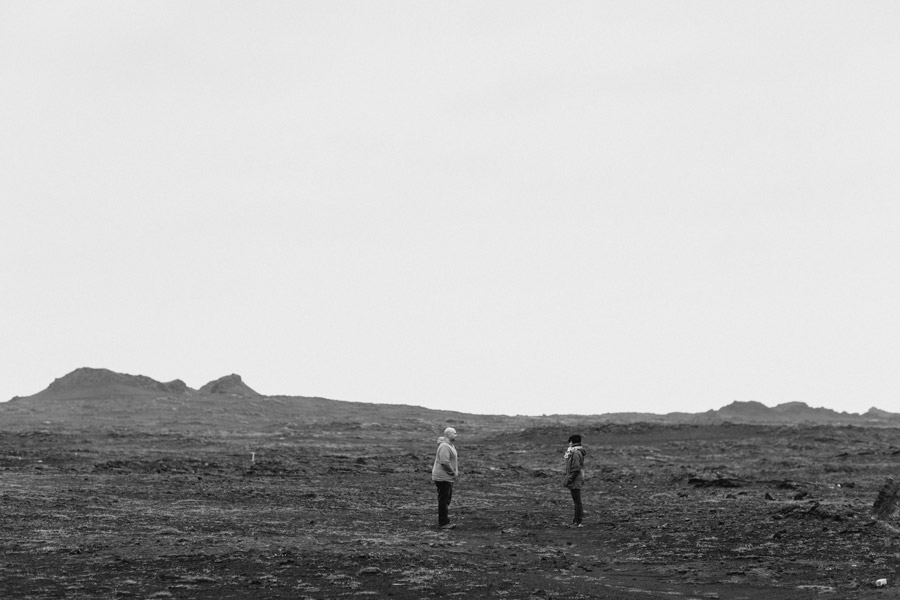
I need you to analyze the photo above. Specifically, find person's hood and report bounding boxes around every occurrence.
[437,436,454,445]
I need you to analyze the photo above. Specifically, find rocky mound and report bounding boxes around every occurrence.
[198,374,259,397]
[697,400,897,424]
[864,407,900,420]
[20,368,261,401]
[33,367,193,400]
[162,379,191,394]
[714,401,774,421]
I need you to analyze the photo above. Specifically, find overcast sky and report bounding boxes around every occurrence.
[2,2,899,416]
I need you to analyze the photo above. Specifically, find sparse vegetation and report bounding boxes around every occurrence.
[3,370,900,598]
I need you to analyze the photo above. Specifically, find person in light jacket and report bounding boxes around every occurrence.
[564,434,586,527]
[431,427,459,529]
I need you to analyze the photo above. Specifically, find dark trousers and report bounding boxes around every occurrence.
[570,488,583,524]
[435,481,453,526]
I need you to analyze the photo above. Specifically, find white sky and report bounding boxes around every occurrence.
[2,2,899,416]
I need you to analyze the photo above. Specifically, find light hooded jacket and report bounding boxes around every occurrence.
[564,445,586,490]
[431,436,458,482]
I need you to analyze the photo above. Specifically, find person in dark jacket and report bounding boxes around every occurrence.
[564,434,586,527]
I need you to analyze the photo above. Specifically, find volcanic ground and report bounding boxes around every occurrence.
[3,370,900,599]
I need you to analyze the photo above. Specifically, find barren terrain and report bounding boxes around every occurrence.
[3,373,900,598]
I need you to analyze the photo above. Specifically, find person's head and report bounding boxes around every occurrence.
[444,427,458,441]
[568,434,581,446]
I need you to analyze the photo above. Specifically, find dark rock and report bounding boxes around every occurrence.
[199,374,260,397]
[689,477,748,488]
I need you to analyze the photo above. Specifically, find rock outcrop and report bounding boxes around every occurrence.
[35,367,194,399]
[198,374,259,397]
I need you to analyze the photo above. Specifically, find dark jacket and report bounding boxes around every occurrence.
[564,445,585,490]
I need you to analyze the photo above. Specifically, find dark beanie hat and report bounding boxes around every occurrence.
[568,434,582,444]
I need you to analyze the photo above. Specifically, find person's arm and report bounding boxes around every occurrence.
[572,452,583,473]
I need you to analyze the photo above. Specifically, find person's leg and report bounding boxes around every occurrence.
[436,482,451,526]
[570,488,583,524]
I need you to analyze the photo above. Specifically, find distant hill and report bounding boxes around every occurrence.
[29,367,193,400]
[2,367,898,431]
[198,374,259,397]
[0,367,512,433]
[599,400,900,425]
[705,399,900,424]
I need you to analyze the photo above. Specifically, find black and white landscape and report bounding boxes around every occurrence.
[3,368,900,598]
